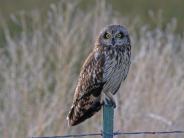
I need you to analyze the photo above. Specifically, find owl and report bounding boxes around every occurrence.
[67,25,131,126]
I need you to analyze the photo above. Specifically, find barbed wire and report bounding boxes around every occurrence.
[32,130,184,138]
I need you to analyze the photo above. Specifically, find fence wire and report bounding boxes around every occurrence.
[32,130,184,138]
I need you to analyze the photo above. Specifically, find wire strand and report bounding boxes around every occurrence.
[31,130,184,138]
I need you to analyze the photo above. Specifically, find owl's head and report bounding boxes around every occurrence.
[96,25,130,48]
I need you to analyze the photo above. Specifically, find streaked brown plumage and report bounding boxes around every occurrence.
[67,25,131,126]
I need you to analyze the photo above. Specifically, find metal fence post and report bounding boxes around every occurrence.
[103,101,114,138]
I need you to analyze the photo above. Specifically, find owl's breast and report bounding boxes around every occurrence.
[102,48,131,94]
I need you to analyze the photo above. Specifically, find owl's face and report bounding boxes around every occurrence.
[96,25,130,48]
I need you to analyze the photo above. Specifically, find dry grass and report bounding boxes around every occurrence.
[0,1,184,138]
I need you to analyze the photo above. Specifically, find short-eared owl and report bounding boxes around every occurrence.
[67,25,131,126]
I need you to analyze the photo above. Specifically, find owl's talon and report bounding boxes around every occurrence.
[104,98,116,108]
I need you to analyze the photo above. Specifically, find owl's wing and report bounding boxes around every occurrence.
[67,51,105,126]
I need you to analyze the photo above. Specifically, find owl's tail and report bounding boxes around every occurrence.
[67,97,102,126]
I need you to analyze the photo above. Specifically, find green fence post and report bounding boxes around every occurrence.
[103,101,114,138]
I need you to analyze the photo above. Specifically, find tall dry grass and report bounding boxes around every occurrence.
[0,1,184,138]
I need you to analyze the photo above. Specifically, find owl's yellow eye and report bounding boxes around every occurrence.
[104,32,111,39]
[116,32,124,39]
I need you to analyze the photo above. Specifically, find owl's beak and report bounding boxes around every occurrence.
[112,38,115,46]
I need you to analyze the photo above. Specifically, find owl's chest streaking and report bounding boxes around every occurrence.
[102,46,131,94]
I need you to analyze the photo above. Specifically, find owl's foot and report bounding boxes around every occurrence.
[103,98,116,108]
[103,92,116,108]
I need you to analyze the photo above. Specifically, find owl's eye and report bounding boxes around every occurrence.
[116,32,124,39]
[104,32,111,39]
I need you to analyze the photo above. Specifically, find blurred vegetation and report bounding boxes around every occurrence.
[0,0,184,46]
[111,0,184,30]
[0,1,184,138]
[0,0,184,48]
[0,0,59,16]
[0,0,184,31]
